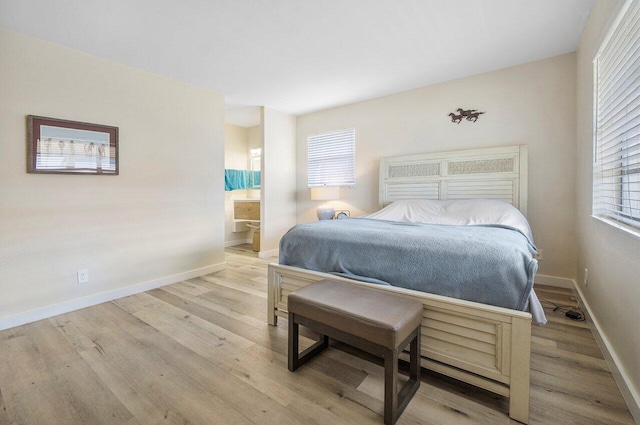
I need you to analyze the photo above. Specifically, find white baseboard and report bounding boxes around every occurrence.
[258,248,279,259]
[535,273,640,420]
[224,238,254,247]
[0,262,227,332]
[571,282,640,423]
[225,240,246,247]
[534,274,574,288]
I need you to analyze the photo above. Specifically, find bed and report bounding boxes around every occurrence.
[268,145,536,423]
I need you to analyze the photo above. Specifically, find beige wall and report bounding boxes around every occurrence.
[576,0,640,418]
[0,29,226,327]
[248,125,261,151]
[225,123,249,170]
[260,107,297,256]
[296,53,577,279]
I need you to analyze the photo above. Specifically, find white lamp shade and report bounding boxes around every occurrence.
[310,186,340,201]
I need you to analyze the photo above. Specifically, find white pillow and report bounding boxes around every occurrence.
[364,199,534,241]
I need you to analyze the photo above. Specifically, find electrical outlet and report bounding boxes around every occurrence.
[77,268,89,284]
[584,268,588,286]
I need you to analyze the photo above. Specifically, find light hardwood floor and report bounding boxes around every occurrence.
[0,245,634,425]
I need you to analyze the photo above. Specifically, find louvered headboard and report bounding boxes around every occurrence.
[379,145,528,216]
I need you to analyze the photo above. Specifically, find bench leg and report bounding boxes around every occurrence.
[384,328,421,425]
[384,348,399,425]
[409,328,420,381]
[288,312,329,371]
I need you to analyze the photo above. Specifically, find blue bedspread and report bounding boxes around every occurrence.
[279,218,538,311]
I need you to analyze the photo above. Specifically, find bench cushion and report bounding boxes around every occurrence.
[288,279,423,350]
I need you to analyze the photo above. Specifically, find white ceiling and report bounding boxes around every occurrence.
[225,104,262,128]
[0,0,594,127]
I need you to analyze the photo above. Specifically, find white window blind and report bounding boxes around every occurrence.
[308,128,355,187]
[594,0,640,230]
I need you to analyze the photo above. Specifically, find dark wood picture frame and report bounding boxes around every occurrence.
[27,115,119,175]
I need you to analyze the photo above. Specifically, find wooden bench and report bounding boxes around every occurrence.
[287,279,423,425]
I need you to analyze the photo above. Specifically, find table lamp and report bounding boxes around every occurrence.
[310,187,339,220]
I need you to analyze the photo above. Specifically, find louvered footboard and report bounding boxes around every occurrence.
[268,263,532,424]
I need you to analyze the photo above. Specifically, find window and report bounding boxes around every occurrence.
[593,0,640,232]
[308,128,355,187]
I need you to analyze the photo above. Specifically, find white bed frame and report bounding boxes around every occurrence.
[268,145,532,424]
